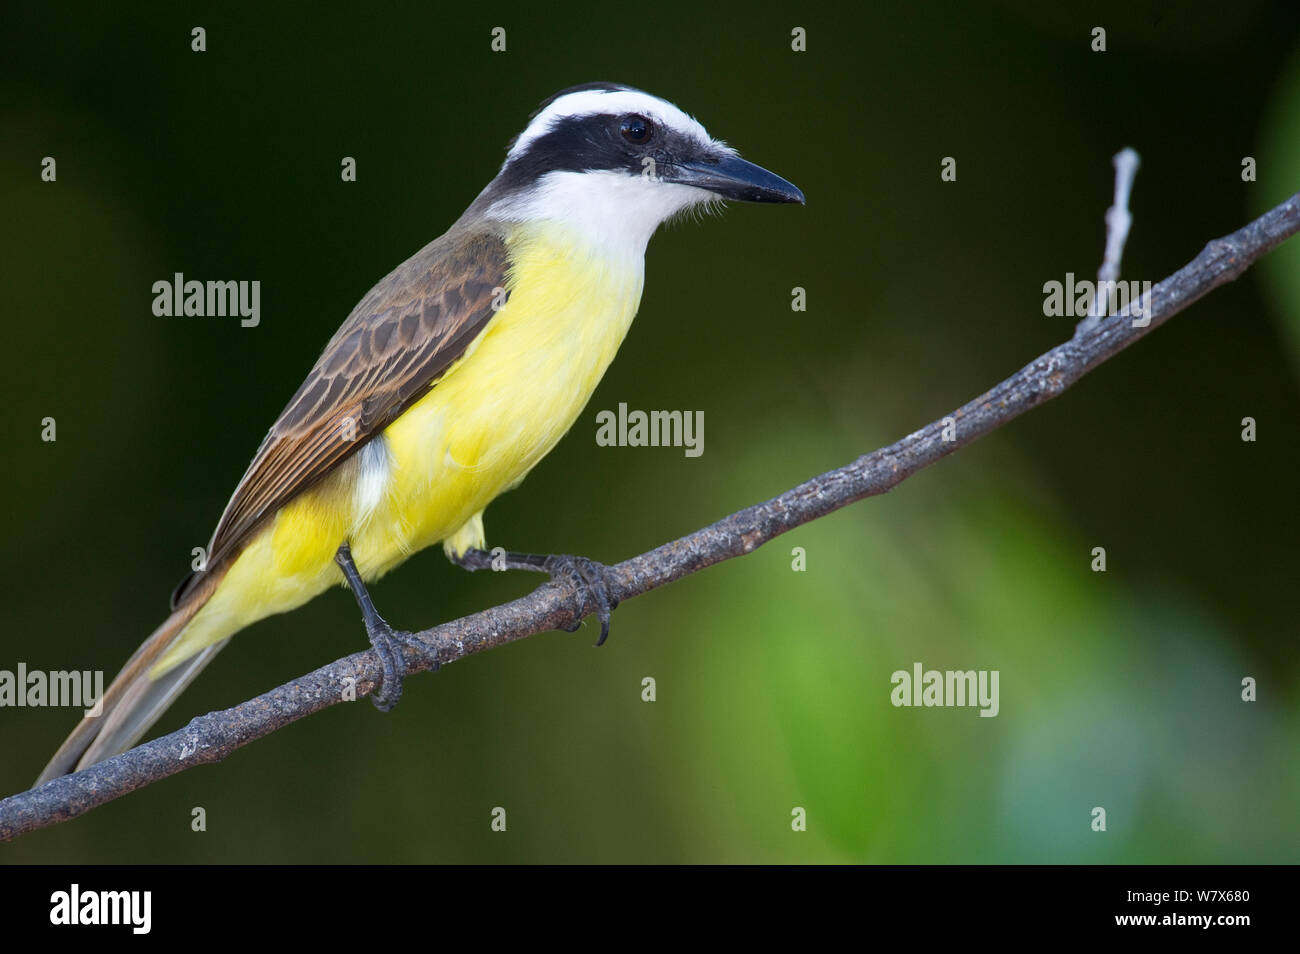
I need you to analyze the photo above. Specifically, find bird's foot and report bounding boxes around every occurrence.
[361,613,408,712]
[453,548,620,646]
[365,620,440,712]
[336,542,437,711]
[541,554,620,646]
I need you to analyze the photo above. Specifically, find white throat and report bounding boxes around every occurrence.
[485,170,711,265]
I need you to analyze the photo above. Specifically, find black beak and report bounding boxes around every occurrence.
[664,153,805,204]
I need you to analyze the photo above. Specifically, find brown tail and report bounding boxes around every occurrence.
[34,568,227,785]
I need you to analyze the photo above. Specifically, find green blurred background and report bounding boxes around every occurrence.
[3,1,1299,863]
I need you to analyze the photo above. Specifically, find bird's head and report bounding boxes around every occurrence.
[476,82,804,258]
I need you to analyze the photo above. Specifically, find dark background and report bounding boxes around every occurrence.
[3,1,1298,862]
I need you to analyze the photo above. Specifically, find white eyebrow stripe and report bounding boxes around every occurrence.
[507,89,713,160]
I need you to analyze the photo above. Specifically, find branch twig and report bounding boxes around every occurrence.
[1078,147,1142,336]
[3,180,1298,842]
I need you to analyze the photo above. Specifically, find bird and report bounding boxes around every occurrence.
[37,81,804,783]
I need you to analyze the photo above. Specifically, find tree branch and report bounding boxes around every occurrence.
[3,185,1298,843]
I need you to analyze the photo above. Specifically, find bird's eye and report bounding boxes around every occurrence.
[620,115,653,145]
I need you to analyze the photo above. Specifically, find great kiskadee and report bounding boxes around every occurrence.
[38,82,803,783]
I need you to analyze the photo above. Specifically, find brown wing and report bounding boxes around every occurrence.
[172,227,509,608]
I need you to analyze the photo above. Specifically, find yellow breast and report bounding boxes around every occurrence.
[354,220,645,572]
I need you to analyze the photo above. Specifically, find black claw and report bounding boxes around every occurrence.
[365,617,407,711]
[545,555,618,647]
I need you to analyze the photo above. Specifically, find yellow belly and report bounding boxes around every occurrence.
[154,222,643,674]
